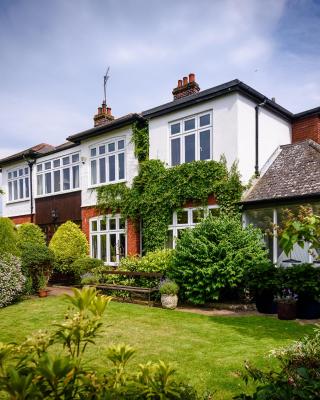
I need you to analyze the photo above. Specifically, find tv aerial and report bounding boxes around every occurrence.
[103,67,110,105]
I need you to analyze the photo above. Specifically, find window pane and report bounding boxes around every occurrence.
[37,164,42,172]
[171,123,180,135]
[109,218,116,230]
[99,158,106,183]
[171,138,180,166]
[8,182,12,201]
[167,230,174,249]
[118,153,125,180]
[25,167,29,175]
[63,168,70,190]
[8,172,12,179]
[13,181,18,200]
[19,179,24,198]
[119,233,126,260]
[119,218,125,229]
[25,178,29,198]
[45,173,52,194]
[177,210,188,224]
[91,160,97,185]
[109,155,115,181]
[91,220,97,231]
[53,159,60,168]
[90,148,96,157]
[73,165,80,188]
[200,114,210,127]
[108,142,115,152]
[100,235,107,261]
[109,234,117,262]
[44,162,51,170]
[99,145,105,155]
[19,169,23,176]
[192,209,204,223]
[62,157,70,166]
[185,134,195,163]
[13,171,17,178]
[72,154,79,163]
[54,170,60,192]
[92,235,98,258]
[177,228,185,239]
[184,118,195,131]
[200,130,211,160]
[37,175,43,195]
[118,140,125,149]
[100,218,106,231]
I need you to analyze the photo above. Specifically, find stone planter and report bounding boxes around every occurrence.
[277,301,297,320]
[161,294,178,309]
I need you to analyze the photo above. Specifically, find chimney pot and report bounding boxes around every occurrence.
[107,107,111,116]
[178,79,182,88]
[183,76,188,85]
[98,107,102,115]
[189,73,195,83]
[102,102,106,113]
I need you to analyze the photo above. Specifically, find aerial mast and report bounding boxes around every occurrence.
[103,67,110,105]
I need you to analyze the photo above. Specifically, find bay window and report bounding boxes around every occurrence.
[7,166,29,202]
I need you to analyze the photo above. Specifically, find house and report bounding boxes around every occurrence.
[0,74,318,264]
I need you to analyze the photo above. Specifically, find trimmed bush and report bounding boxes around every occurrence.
[0,254,25,307]
[169,214,269,304]
[72,257,104,282]
[159,280,179,295]
[0,217,18,256]
[49,221,88,273]
[17,223,46,248]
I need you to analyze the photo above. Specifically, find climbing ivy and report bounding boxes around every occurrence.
[131,121,149,162]
[96,158,244,253]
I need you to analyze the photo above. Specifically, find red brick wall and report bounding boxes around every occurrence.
[183,194,217,208]
[10,215,32,225]
[292,115,320,144]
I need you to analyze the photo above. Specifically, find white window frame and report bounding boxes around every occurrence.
[169,111,213,167]
[89,214,126,266]
[7,166,30,203]
[36,152,81,197]
[168,205,219,248]
[89,137,126,187]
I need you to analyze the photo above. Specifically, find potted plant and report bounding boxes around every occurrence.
[159,280,179,309]
[38,273,49,297]
[275,289,298,320]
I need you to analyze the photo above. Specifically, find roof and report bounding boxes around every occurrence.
[67,113,145,143]
[293,106,320,120]
[242,140,320,206]
[142,79,293,120]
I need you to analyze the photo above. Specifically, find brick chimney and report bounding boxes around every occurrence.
[292,109,320,144]
[93,101,115,127]
[172,73,200,101]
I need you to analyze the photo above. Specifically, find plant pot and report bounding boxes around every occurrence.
[255,291,277,314]
[297,296,320,319]
[161,294,178,309]
[38,289,49,298]
[277,301,296,320]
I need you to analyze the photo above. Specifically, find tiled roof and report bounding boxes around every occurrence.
[242,140,320,204]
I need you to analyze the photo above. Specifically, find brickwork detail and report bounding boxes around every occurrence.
[10,215,32,225]
[292,116,320,144]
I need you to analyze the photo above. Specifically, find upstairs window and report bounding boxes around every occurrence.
[169,111,212,166]
[90,138,125,186]
[36,152,80,196]
[7,167,29,202]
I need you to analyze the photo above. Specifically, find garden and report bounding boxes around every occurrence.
[0,203,320,398]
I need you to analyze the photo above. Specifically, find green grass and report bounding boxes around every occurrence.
[0,296,316,399]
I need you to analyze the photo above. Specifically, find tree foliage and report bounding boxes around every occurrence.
[17,223,46,248]
[0,217,18,256]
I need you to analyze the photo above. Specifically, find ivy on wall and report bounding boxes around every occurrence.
[96,156,244,253]
[131,121,149,163]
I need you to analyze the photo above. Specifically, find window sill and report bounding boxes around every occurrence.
[88,179,127,189]
[6,198,30,205]
[35,188,81,199]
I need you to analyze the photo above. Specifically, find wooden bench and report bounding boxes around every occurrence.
[96,270,163,306]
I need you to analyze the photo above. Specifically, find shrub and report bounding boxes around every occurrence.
[0,217,18,256]
[244,261,280,296]
[17,223,46,248]
[160,280,179,295]
[71,257,104,282]
[49,221,89,273]
[81,272,100,285]
[169,214,269,304]
[0,254,25,307]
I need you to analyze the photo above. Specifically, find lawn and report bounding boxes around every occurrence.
[0,295,316,399]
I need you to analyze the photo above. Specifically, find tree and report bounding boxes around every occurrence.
[17,223,46,248]
[0,217,18,256]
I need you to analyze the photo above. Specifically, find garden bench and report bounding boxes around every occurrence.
[96,270,163,306]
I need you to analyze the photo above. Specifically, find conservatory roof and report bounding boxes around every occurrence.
[242,140,320,205]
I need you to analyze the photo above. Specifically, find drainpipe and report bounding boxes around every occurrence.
[23,153,36,223]
[255,99,267,177]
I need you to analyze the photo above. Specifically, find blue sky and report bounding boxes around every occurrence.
[0,0,319,159]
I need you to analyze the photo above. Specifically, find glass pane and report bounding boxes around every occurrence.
[19,179,24,198]
[200,130,211,160]
[92,235,98,258]
[53,159,60,168]
[13,170,17,178]
[109,155,115,181]
[109,234,117,262]
[99,145,105,155]
[119,218,125,229]
[62,157,70,165]
[45,173,52,194]
[37,175,43,195]
[73,165,80,188]
[119,233,126,260]
[8,182,12,201]
[109,218,116,230]
[185,134,195,163]
[8,172,12,179]
[90,148,96,157]
[24,167,29,175]
[118,140,125,150]
[171,138,180,166]
[100,218,106,231]
[177,210,188,224]
[192,209,204,223]
[118,153,125,180]
[54,170,60,192]
[91,160,97,185]
[13,181,18,200]
[19,169,23,176]
[108,142,115,152]
[200,114,210,127]
[171,123,180,135]
[63,168,70,190]
[72,154,79,163]
[184,118,195,131]
[100,235,107,261]
[44,162,51,170]
[99,158,106,183]
[37,164,42,172]
[91,220,98,231]
[166,230,174,249]
[177,228,185,239]
[25,178,29,198]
